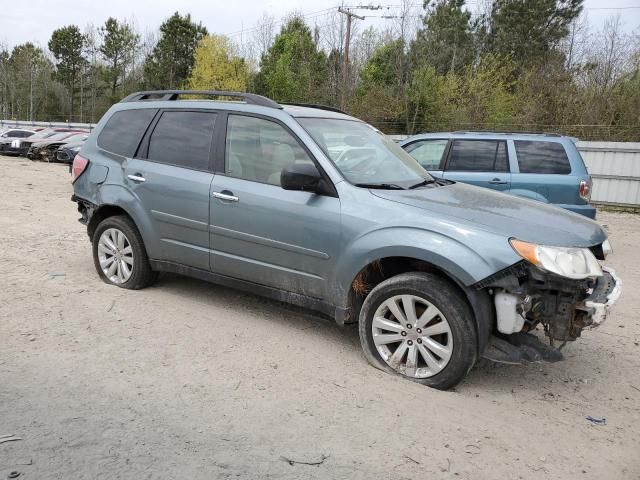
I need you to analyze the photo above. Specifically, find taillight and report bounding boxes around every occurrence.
[579,179,591,201]
[71,154,89,183]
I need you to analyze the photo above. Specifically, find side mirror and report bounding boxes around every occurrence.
[281,163,321,192]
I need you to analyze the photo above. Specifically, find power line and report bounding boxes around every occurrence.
[223,3,640,39]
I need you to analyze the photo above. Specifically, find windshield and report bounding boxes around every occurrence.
[298,118,432,187]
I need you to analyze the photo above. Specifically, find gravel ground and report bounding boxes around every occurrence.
[1,156,639,480]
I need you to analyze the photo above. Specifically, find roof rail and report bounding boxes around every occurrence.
[120,90,282,109]
[452,130,562,137]
[282,103,347,115]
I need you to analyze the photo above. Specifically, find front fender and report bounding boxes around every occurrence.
[332,226,502,307]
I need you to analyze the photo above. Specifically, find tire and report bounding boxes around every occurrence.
[92,215,158,289]
[359,272,477,390]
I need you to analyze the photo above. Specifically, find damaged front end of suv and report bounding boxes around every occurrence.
[477,239,621,363]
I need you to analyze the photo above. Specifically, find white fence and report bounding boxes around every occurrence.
[577,142,640,209]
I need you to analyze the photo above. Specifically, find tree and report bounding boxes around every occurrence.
[100,17,140,100]
[486,0,583,70]
[187,35,248,91]
[9,43,54,120]
[352,40,408,131]
[0,43,11,119]
[410,0,476,75]
[143,12,207,89]
[48,25,85,119]
[254,16,328,103]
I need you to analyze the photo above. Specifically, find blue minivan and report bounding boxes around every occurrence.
[400,132,595,218]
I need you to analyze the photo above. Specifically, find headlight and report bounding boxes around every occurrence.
[510,239,602,279]
[602,239,613,257]
[11,139,20,148]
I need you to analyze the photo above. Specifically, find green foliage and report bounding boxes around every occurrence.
[0,4,638,141]
[486,0,583,69]
[410,0,476,75]
[188,35,248,91]
[7,43,57,120]
[143,12,208,89]
[360,40,406,88]
[255,16,328,103]
[100,18,140,99]
[48,25,85,116]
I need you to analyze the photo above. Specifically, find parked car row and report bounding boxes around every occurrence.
[0,126,89,163]
[70,90,620,390]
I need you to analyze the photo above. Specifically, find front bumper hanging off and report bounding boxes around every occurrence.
[480,263,622,365]
[584,267,622,326]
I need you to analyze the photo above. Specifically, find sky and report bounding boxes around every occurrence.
[1,0,639,50]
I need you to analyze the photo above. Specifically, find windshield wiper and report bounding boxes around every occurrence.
[354,182,406,190]
[408,179,436,189]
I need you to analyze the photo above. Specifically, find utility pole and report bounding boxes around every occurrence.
[338,7,364,110]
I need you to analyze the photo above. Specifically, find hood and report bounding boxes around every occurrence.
[372,182,606,248]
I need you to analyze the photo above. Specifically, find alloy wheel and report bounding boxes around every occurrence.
[372,294,453,378]
[97,228,134,284]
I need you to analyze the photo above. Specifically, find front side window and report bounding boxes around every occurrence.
[515,140,571,174]
[447,140,509,172]
[298,118,431,187]
[147,111,217,171]
[98,108,157,157]
[225,115,314,186]
[404,139,448,170]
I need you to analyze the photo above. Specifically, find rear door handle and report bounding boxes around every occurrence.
[489,178,507,185]
[212,191,239,202]
[127,174,146,183]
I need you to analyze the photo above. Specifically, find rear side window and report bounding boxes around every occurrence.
[98,109,157,157]
[515,141,571,174]
[404,139,447,170]
[447,140,509,172]
[147,111,216,171]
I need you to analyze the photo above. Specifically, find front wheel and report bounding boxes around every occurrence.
[359,272,477,390]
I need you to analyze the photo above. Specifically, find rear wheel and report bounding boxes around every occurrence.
[359,272,477,390]
[92,215,157,289]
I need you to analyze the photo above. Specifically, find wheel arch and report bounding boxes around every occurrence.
[339,255,493,355]
[87,184,159,258]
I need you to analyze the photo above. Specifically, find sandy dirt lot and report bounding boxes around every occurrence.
[0,156,638,479]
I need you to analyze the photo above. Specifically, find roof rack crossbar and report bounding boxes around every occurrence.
[120,90,282,109]
[282,103,347,114]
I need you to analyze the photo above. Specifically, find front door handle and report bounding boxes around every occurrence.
[489,178,507,185]
[127,174,146,183]
[212,191,239,202]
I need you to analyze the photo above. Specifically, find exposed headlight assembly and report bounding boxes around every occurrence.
[510,239,602,280]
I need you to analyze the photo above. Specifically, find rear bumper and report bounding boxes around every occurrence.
[556,203,597,219]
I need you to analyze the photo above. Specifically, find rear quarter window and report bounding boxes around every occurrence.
[515,140,571,174]
[98,109,157,157]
